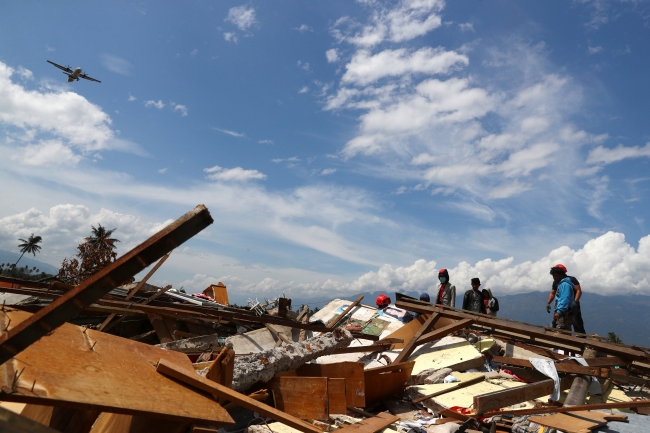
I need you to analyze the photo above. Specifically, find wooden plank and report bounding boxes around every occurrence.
[0,405,61,433]
[412,375,485,403]
[327,378,347,414]
[569,411,628,423]
[334,412,399,433]
[395,300,650,361]
[205,347,229,384]
[97,252,171,331]
[163,317,181,341]
[364,362,414,405]
[416,319,473,346]
[529,413,602,433]
[266,323,292,345]
[481,399,650,417]
[393,313,438,364]
[327,295,364,329]
[149,314,173,343]
[474,377,573,414]
[295,361,366,407]
[492,356,611,378]
[378,314,430,350]
[269,377,328,420]
[0,309,233,424]
[156,358,322,433]
[89,413,189,433]
[0,205,213,365]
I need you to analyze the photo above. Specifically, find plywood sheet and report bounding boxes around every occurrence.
[364,362,414,405]
[296,362,365,407]
[270,377,328,420]
[0,309,233,424]
[409,340,483,375]
[529,413,602,433]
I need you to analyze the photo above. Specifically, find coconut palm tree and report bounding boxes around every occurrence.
[14,233,43,267]
[87,224,119,250]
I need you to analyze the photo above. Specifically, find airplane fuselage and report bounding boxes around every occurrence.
[67,67,83,82]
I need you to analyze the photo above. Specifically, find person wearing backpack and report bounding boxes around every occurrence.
[482,288,499,317]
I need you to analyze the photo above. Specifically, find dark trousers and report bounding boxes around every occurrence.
[572,300,585,334]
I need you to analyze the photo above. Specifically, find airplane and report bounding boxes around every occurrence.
[46,60,101,83]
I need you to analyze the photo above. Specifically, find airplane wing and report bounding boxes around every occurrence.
[79,73,101,83]
[46,60,73,73]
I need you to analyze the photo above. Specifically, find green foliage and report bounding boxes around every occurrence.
[607,332,623,344]
[0,262,53,281]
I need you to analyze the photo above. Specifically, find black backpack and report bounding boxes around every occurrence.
[492,297,499,312]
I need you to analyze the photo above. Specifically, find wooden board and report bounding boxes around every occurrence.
[393,313,438,364]
[21,404,99,433]
[334,412,399,433]
[378,315,429,350]
[270,377,328,420]
[149,313,174,343]
[473,377,573,414]
[327,378,347,415]
[529,413,603,433]
[295,362,365,407]
[0,309,233,424]
[364,362,414,406]
[0,405,61,433]
[492,356,611,378]
[569,411,628,423]
[89,413,189,433]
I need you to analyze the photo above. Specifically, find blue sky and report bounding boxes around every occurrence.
[1,0,650,301]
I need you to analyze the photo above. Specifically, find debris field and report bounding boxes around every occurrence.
[0,205,648,433]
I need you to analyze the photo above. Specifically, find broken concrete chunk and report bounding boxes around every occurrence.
[409,367,453,385]
[229,328,354,391]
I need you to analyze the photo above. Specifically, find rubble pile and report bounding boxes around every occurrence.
[0,205,648,433]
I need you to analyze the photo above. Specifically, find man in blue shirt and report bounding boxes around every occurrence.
[550,265,575,330]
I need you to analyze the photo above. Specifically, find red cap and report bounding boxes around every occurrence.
[438,268,447,274]
[554,264,567,272]
[375,294,390,307]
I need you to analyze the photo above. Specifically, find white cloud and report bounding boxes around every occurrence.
[158,168,167,174]
[213,127,244,137]
[204,165,267,182]
[587,143,650,165]
[190,49,198,56]
[331,0,444,47]
[344,231,650,297]
[299,86,309,94]
[320,168,337,176]
[46,45,55,52]
[226,5,256,30]
[224,32,238,43]
[173,104,188,116]
[342,47,468,86]
[11,140,82,167]
[16,67,33,80]
[326,49,340,63]
[258,139,274,145]
[128,94,136,101]
[294,24,312,32]
[144,100,165,109]
[100,54,132,76]
[297,61,310,71]
[588,46,603,54]
[458,22,474,32]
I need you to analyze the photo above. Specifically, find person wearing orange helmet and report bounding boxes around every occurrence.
[546,264,585,333]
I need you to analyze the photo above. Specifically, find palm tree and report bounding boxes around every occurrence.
[87,224,120,250]
[607,332,623,344]
[14,233,43,267]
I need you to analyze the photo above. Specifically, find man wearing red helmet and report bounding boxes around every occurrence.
[546,264,585,333]
[549,265,575,330]
[436,268,456,308]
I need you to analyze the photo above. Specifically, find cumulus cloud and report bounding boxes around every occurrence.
[16,67,33,80]
[458,22,474,32]
[224,32,238,43]
[320,168,337,176]
[11,140,82,167]
[100,54,132,75]
[297,60,310,71]
[587,143,650,165]
[342,47,468,86]
[294,24,312,32]
[204,165,267,182]
[213,127,244,137]
[326,49,340,63]
[128,94,137,101]
[226,5,256,30]
[299,86,309,94]
[0,205,171,263]
[144,100,165,109]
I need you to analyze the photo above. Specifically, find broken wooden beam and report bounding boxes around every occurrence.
[473,376,573,414]
[156,358,321,433]
[327,295,364,329]
[492,356,611,378]
[481,399,650,417]
[393,313,438,364]
[333,412,399,433]
[411,375,485,403]
[0,205,213,365]
[102,285,172,333]
[415,318,473,346]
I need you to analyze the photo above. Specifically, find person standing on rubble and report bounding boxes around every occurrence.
[482,288,499,316]
[413,292,431,318]
[462,278,486,313]
[546,264,585,333]
[436,268,456,308]
[550,265,575,330]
